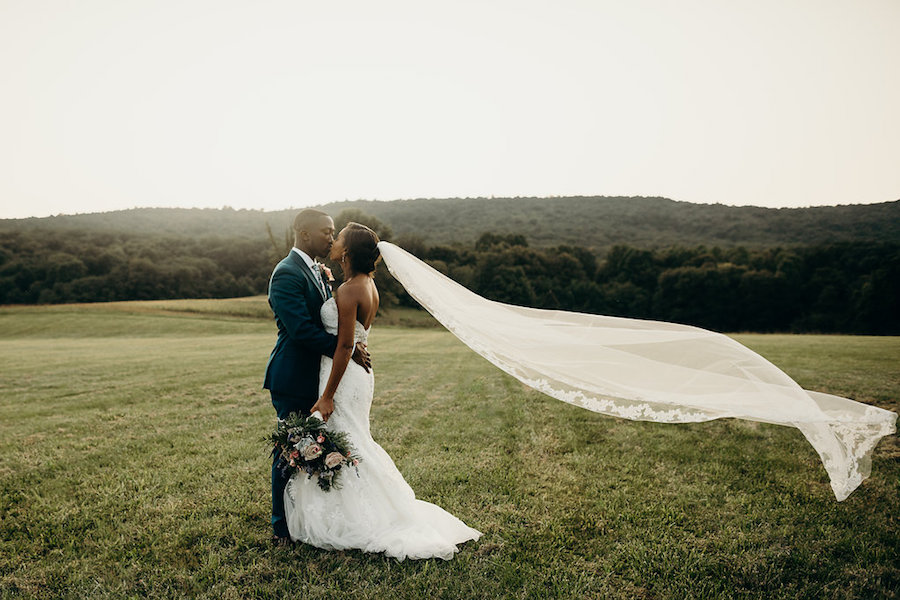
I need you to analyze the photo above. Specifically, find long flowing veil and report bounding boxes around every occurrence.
[377,241,896,500]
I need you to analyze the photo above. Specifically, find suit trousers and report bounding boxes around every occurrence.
[270,391,316,537]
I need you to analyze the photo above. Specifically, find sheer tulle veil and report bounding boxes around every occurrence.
[377,241,897,501]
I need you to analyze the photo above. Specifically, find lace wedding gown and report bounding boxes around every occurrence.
[283,297,482,560]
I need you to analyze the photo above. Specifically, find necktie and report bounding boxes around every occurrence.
[311,264,327,297]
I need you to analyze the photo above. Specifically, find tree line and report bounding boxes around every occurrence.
[1,212,897,334]
[0,231,271,305]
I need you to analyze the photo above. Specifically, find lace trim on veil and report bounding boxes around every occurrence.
[376,241,897,501]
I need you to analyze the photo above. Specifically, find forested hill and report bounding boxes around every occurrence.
[3,196,898,251]
[3,196,898,333]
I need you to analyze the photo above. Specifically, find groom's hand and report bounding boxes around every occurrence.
[352,342,371,373]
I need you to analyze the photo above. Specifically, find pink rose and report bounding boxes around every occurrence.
[324,452,344,468]
[303,444,323,460]
[316,435,325,444]
[351,459,359,466]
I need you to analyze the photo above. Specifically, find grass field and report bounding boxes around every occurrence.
[0,298,897,599]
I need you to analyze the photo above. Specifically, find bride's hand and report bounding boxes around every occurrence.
[310,395,335,422]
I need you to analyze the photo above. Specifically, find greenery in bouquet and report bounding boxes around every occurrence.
[268,412,361,491]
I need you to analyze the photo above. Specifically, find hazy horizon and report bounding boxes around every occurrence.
[2,0,898,219]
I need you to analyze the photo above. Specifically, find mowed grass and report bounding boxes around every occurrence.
[0,299,897,600]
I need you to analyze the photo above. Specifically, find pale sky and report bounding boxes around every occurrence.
[1,0,898,219]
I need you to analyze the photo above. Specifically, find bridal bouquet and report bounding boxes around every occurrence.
[268,411,361,491]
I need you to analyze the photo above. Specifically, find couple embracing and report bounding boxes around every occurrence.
[261,209,896,560]
[263,209,481,560]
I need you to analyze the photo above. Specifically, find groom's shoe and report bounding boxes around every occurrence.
[272,516,292,547]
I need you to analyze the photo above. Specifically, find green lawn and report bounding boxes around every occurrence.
[0,299,897,600]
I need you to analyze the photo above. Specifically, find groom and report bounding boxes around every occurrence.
[263,208,370,545]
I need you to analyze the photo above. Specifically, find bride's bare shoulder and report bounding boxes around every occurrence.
[334,277,377,303]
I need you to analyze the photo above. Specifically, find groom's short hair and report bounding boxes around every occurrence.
[293,209,329,233]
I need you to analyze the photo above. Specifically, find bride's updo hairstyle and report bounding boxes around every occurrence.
[342,222,381,275]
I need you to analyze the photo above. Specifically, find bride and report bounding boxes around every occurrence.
[282,222,481,560]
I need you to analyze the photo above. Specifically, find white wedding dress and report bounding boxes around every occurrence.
[283,297,482,560]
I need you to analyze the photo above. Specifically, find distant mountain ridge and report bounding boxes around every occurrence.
[3,196,898,251]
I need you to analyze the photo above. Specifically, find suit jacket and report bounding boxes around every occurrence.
[263,251,337,400]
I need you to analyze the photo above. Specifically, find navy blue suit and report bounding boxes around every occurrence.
[264,251,337,536]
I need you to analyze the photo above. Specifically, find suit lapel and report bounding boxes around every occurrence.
[288,252,327,301]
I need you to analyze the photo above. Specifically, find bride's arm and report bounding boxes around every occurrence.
[310,287,359,421]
